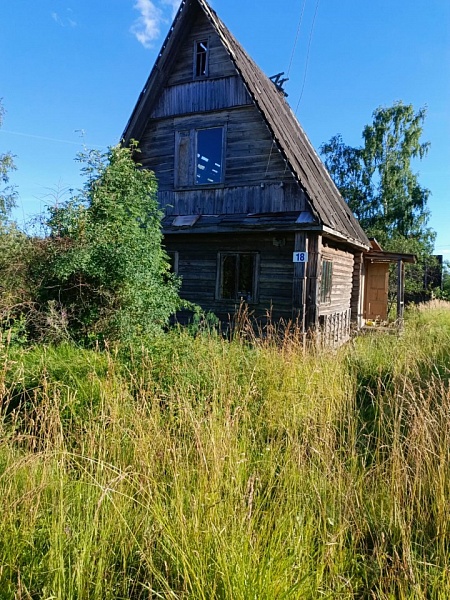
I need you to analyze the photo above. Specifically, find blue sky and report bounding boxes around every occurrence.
[1,0,449,254]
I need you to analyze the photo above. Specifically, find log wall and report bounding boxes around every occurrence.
[164,232,296,322]
[319,244,355,317]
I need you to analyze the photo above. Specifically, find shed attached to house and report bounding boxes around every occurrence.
[122,0,371,345]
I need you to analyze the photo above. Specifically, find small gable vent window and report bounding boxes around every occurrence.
[194,39,209,77]
[320,260,333,304]
[196,127,223,185]
[217,252,259,302]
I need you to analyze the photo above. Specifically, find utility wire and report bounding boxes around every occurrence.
[265,0,308,178]
[294,0,321,114]
[0,129,105,149]
[286,0,307,78]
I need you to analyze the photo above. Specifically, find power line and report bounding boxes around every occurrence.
[286,0,307,78]
[266,0,308,178]
[0,129,105,149]
[294,0,321,114]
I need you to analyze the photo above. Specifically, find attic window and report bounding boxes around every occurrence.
[194,39,209,77]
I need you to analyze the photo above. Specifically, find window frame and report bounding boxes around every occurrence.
[193,38,210,78]
[320,259,333,304]
[174,125,226,189]
[215,251,260,303]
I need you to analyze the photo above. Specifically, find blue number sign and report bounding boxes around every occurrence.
[293,252,308,263]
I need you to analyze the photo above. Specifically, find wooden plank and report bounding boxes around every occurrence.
[151,77,251,118]
[164,231,296,322]
[156,183,310,217]
[305,233,321,331]
[319,243,354,317]
[174,130,191,187]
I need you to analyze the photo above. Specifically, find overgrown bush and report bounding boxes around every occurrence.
[2,143,183,346]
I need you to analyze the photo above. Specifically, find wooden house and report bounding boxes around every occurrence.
[122,0,391,344]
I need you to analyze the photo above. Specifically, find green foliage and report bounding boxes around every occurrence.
[33,142,182,345]
[1,343,110,424]
[0,224,35,344]
[321,102,436,294]
[0,100,17,224]
[442,261,450,299]
[2,304,450,597]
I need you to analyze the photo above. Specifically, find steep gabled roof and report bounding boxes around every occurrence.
[122,0,370,249]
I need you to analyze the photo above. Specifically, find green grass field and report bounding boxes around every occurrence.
[1,302,450,599]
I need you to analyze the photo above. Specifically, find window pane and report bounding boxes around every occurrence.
[222,255,237,299]
[195,40,208,77]
[238,254,255,301]
[196,128,223,185]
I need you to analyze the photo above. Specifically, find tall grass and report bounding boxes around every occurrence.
[1,303,450,598]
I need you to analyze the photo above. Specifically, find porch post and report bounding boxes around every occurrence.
[305,233,322,332]
[292,231,307,333]
[397,259,405,327]
[351,251,364,328]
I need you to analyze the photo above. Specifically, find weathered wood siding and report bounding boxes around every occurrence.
[151,77,251,118]
[167,9,236,85]
[319,244,354,316]
[158,183,308,216]
[136,6,309,218]
[141,106,295,191]
[164,232,296,321]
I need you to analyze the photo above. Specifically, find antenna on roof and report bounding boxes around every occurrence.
[269,72,289,96]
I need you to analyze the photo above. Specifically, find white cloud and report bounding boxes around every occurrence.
[51,12,64,26]
[51,9,77,27]
[130,0,182,48]
[162,0,182,19]
[131,0,163,49]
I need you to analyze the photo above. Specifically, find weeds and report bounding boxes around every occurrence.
[1,303,450,598]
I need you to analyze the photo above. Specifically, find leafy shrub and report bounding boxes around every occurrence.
[28,143,182,345]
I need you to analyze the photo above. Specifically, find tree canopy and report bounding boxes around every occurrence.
[320,102,435,258]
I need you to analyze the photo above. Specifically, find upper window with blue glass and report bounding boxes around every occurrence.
[196,127,224,185]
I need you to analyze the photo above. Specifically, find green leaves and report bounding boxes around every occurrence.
[38,142,181,345]
[321,102,434,248]
[321,102,437,299]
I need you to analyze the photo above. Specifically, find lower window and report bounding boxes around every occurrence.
[217,252,259,302]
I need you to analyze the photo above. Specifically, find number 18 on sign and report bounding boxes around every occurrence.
[293,251,308,263]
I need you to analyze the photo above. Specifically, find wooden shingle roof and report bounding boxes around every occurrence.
[122,0,370,249]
